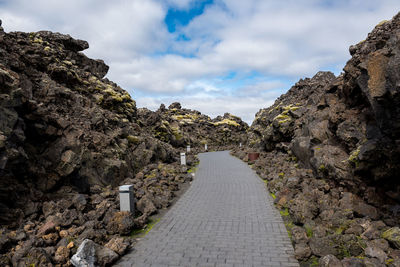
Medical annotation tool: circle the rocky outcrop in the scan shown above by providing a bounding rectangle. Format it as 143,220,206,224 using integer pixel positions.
0,22,203,265
0,25,178,223
237,12,400,266
138,103,248,151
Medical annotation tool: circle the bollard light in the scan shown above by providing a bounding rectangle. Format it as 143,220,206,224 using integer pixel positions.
180,152,186,165
187,145,191,153
119,185,135,213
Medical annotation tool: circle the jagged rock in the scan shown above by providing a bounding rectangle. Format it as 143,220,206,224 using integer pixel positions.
382,227,400,249
77,228,106,245
72,194,87,211
37,221,56,237
365,245,387,263
364,258,385,267
362,224,382,240
136,195,157,215
340,192,379,220
0,254,10,266
139,105,248,149
71,239,118,267
96,244,119,266
309,236,338,257
366,239,389,252
106,211,135,235
11,238,52,267
104,237,129,256
54,246,70,263
168,102,181,109
340,257,365,267
291,226,309,244
71,239,96,267
319,254,343,267
42,232,59,245
294,243,311,260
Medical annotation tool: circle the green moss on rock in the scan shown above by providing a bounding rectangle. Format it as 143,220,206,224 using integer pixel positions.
212,119,240,127
382,227,400,249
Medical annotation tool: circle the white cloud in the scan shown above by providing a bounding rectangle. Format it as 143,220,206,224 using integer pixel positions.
1,0,400,123
0,0,169,60
187,80,220,92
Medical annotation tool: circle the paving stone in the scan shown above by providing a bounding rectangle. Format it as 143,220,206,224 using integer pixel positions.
115,151,299,267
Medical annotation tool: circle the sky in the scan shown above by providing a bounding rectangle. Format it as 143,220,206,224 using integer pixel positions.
1,1,400,124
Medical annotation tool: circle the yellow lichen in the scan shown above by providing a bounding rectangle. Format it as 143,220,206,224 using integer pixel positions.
212,119,240,127
348,147,361,165
172,114,199,121
32,37,43,44
171,127,183,140
62,60,73,66
273,114,291,124
282,104,300,112
127,135,140,145
376,20,388,27
145,171,157,179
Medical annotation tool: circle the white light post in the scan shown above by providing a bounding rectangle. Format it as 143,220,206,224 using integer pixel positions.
180,152,186,165
119,185,135,213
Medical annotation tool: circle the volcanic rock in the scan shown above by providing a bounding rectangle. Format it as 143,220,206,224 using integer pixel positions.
71,239,118,267
236,11,400,265
382,227,400,249
319,254,343,267
71,239,96,267
106,211,135,235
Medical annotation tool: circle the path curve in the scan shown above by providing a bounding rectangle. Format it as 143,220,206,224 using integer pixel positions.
116,151,299,267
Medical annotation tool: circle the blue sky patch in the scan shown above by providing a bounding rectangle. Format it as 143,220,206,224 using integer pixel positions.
165,0,214,33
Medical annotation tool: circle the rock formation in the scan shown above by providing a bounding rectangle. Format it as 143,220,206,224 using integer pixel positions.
138,103,248,151
234,12,400,266
0,21,246,266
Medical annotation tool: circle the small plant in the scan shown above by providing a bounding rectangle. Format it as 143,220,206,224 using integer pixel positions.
309,256,319,267
348,147,361,167
305,225,313,238
187,167,197,173
131,218,160,237
386,259,394,265
338,244,351,258
280,208,289,217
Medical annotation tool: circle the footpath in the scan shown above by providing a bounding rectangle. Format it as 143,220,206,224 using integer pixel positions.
116,151,299,267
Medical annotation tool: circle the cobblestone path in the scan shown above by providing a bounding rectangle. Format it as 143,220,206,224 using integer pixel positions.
116,151,299,267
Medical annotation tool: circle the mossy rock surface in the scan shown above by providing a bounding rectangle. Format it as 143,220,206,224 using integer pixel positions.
382,227,400,249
